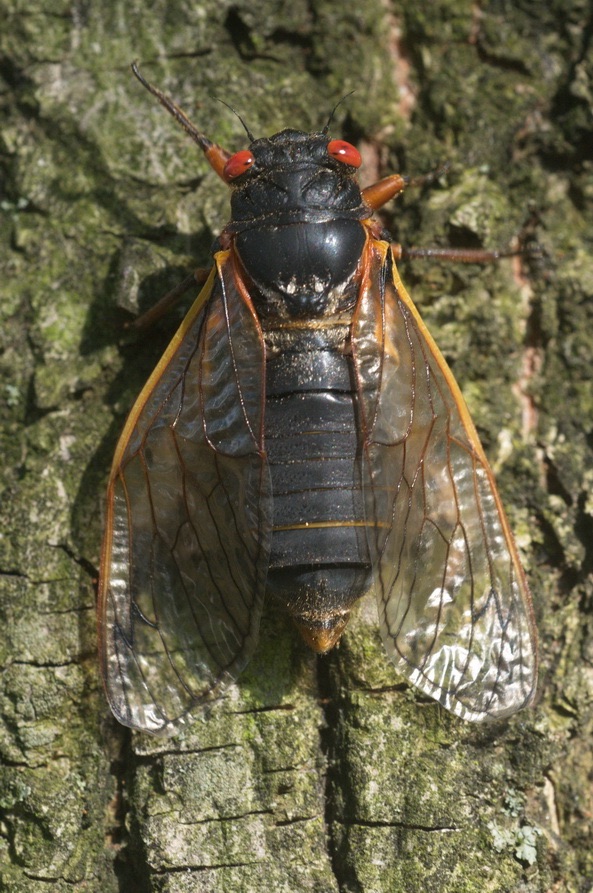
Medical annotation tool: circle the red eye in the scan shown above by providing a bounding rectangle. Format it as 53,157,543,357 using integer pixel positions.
223,150,255,181
327,139,362,168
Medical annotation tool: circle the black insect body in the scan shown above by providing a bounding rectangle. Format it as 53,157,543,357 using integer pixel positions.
98,66,538,735
228,129,372,652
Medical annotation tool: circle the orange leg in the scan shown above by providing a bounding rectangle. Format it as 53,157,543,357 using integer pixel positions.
131,63,231,180
128,268,211,330
394,246,524,263
362,163,450,210
363,165,534,264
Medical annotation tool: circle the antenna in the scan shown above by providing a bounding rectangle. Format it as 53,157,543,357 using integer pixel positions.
322,91,356,134
213,97,256,142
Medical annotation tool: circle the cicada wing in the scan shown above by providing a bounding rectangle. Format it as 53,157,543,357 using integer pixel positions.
353,240,538,721
99,250,271,735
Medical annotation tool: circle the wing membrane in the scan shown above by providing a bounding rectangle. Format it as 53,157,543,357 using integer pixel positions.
99,250,271,735
353,240,538,720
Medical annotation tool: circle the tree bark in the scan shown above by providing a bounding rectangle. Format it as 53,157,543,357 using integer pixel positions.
1,0,592,890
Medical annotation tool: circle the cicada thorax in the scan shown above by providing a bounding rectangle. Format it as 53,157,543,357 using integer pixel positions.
225,129,374,652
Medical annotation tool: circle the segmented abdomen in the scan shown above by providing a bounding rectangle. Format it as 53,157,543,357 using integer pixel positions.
264,331,372,622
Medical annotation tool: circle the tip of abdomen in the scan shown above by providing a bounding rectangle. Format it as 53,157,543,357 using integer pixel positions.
292,612,351,653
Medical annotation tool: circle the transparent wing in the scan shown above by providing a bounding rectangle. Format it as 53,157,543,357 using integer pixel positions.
352,240,538,721
99,250,271,735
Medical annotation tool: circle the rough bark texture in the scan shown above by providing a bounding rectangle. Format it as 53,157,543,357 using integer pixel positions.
1,1,592,891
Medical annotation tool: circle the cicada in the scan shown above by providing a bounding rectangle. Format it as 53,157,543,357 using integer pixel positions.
98,64,538,735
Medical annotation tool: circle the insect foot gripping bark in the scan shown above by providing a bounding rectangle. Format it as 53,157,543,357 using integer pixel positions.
97,63,538,736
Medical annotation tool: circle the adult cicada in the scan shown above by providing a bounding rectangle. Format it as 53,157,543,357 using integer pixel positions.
98,64,538,735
